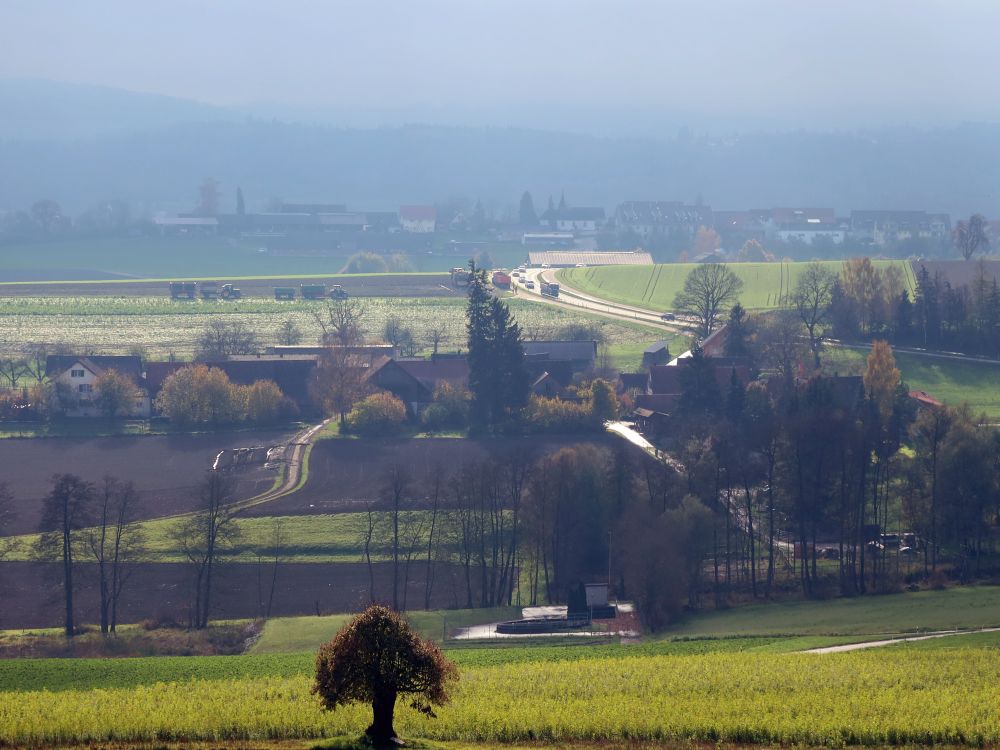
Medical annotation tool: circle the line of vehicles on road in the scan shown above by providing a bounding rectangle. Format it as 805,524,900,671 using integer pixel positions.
168,281,349,301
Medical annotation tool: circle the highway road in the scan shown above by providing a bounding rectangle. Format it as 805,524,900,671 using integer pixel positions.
513,267,690,335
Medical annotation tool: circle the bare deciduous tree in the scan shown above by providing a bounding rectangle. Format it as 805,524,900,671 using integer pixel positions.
673,263,744,339
793,262,836,368
197,319,258,359
173,473,241,629
254,516,287,619
88,476,145,633
954,213,990,261
34,474,95,637
313,298,366,347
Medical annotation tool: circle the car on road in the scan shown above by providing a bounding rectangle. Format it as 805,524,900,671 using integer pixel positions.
526,280,536,289
660,312,676,321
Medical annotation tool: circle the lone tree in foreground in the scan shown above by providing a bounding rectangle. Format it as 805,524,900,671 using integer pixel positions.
673,263,744,339
313,605,458,745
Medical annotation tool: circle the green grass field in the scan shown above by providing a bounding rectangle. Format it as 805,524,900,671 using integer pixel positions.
662,586,1000,637
0,295,667,367
823,346,1000,418
558,260,914,312
2,589,1000,746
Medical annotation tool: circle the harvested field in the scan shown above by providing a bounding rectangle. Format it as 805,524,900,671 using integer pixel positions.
0,560,476,629
0,296,662,362
242,435,621,516
0,273,455,298
0,431,293,534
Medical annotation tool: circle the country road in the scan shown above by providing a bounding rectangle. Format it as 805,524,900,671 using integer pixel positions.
805,627,1000,653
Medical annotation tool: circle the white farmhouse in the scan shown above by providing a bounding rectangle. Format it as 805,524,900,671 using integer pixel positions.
399,205,437,233
45,356,150,418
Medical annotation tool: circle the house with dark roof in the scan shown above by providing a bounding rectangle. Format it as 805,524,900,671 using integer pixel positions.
539,207,606,232
522,340,598,373
642,341,671,367
849,210,950,246
367,356,470,413
615,201,711,240
45,355,149,417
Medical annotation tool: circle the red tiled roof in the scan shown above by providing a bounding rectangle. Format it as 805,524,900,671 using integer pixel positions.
909,389,944,408
400,205,437,221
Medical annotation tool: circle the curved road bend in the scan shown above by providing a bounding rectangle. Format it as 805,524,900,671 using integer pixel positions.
515,268,687,334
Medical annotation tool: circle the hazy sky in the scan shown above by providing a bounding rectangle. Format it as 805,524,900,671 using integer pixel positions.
3,0,999,134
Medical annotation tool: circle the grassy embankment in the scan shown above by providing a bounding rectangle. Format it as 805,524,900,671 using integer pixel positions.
558,260,915,312
822,346,1000,419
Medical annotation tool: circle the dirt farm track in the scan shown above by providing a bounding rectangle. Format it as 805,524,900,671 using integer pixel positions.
0,273,455,298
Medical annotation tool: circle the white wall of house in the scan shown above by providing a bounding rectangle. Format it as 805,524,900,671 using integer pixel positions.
556,218,598,232
776,229,845,245
401,217,435,233
53,362,150,418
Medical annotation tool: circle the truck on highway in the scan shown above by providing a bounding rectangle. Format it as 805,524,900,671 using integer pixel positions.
492,270,512,289
540,281,560,298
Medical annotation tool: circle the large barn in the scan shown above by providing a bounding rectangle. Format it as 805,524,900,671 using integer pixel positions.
526,250,653,267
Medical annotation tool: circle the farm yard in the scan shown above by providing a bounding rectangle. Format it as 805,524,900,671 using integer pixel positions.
558,260,915,312
0,295,668,369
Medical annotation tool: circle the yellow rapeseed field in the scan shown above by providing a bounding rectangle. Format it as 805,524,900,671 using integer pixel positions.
2,650,998,746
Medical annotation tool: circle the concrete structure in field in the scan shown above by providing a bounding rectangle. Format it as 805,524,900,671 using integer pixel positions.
527,250,653,267
45,355,150,418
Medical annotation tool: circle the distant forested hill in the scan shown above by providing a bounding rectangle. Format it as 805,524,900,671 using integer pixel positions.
1,82,997,216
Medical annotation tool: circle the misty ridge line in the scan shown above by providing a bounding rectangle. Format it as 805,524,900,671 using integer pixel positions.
0,80,998,217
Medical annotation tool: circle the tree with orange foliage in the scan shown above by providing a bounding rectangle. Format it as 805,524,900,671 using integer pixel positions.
863,340,900,422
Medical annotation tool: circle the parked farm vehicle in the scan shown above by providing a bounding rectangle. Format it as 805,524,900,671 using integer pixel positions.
199,281,219,300
220,283,242,300
300,284,327,300
328,285,349,300
169,281,197,299
274,287,296,300
451,267,471,285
